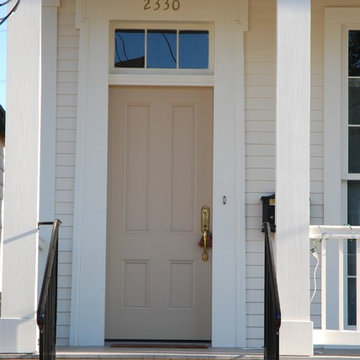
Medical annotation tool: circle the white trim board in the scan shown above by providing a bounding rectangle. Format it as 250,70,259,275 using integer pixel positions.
108,74,214,87
71,0,248,347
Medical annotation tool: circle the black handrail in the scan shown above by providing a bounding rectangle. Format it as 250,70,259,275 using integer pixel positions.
264,222,281,360
37,219,62,360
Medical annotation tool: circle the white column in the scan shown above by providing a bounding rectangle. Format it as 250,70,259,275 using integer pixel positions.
0,0,42,352
275,0,313,356
38,0,59,290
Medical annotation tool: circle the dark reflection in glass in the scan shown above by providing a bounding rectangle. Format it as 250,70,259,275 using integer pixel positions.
179,31,209,69
147,30,177,69
349,79,360,124
347,182,359,326
348,181,360,224
348,253,357,276
349,127,360,173
114,30,145,68
348,278,357,325
349,31,360,76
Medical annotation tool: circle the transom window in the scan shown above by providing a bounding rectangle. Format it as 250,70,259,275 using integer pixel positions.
110,24,212,72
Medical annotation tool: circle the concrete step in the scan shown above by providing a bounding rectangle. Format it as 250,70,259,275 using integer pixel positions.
0,347,360,360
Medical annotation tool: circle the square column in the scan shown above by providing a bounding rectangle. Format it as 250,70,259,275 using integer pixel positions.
0,0,42,352
275,0,313,356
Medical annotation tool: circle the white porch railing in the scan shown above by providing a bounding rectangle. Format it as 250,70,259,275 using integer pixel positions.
309,225,360,346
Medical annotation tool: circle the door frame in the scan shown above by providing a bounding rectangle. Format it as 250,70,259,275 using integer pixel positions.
70,0,248,347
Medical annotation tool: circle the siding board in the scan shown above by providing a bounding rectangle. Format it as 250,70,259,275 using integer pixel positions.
55,0,79,346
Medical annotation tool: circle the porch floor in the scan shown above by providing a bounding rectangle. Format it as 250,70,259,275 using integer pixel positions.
0,346,360,360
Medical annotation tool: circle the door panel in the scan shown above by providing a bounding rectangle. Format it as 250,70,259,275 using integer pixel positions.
106,86,213,340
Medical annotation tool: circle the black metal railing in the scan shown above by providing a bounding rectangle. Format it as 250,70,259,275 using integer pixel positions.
264,222,281,360
37,219,62,360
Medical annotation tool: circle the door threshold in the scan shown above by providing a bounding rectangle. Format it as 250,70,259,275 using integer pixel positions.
107,341,211,349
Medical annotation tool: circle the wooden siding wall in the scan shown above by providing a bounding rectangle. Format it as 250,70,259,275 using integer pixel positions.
244,0,276,348
56,0,79,346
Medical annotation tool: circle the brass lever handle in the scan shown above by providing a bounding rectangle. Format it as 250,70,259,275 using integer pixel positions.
200,205,211,262
202,230,209,262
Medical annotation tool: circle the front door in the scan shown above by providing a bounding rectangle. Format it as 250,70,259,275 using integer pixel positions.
106,86,213,340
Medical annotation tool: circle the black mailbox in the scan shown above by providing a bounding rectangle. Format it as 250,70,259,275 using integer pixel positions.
261,193,276,232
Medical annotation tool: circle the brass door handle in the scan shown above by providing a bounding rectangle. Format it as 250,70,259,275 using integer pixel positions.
202,230,209,262
201,205,210,232
200,205,211,262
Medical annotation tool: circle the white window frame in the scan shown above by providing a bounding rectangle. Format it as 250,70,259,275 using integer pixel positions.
109,21,215,85
343,26,360,181
324,8,360,331
343,26,360,329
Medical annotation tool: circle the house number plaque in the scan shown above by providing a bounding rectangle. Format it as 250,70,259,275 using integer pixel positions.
144,0,181,11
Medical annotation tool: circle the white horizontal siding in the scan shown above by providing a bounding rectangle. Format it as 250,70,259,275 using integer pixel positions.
56,0,79,347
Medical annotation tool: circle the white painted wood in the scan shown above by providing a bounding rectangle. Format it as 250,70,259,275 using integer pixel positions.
313,329,360,346
212,17,246,348
71,16,109,346
234,16,247,348
310,225,360,240
71,0,247,348
38,0,59,296
0,319,38,352
275,0,313,356
108,74,214,87
324,8,344,332
0,0,42,352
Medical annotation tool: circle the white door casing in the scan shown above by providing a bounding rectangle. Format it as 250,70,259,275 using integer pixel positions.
71,0,247,347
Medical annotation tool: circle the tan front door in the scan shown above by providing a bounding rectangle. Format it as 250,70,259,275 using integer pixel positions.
106,86,213,340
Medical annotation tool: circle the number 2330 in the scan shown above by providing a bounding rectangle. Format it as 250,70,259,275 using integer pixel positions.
144,0,181,11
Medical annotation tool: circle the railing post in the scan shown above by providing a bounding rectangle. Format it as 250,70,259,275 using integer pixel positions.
37,219,61,360
264,222,281,360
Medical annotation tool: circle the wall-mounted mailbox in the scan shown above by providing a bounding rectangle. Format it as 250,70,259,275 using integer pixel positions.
261,193,276,232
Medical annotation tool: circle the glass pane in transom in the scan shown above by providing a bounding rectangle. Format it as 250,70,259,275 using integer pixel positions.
179,31,209,69
147,30,177,69
114,30,145,68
